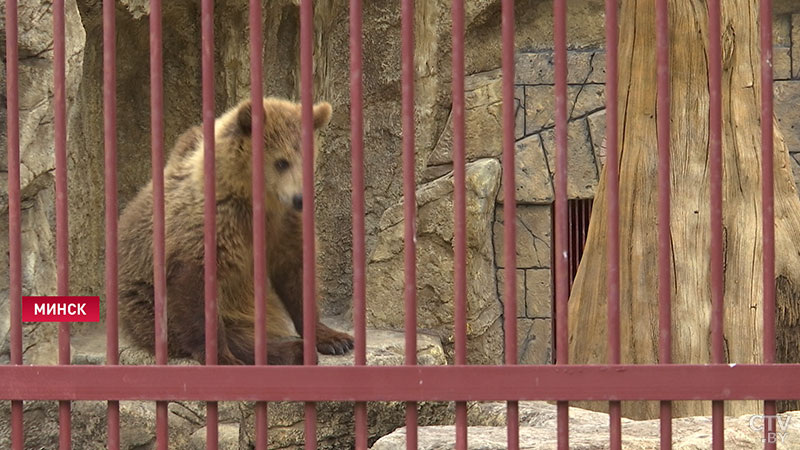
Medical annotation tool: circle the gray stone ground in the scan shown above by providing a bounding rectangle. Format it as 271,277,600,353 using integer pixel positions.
0,322,451,449
373,402,800,449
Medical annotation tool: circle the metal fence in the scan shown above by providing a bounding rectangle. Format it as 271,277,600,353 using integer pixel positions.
4,0,799,449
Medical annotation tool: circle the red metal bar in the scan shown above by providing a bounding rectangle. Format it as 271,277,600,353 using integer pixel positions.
759,0,776,448
202,0,217,370
201,0,219,447
654,0,672,447
553,0,569,447
574,205,580,283
604,0,621,448
249,0,269,446
580,201,590,266
575,204,580,267
500,0,519,446
576,204,581,277
300,0,318,448
54,0,72,447
585,202,591,253
707,0,725,448
400,0,418,448
5,1,24,448
349,0,367,447
568,206,574,286
451,0,468,447
2,364,800,401
149,0,169,447
103,0,120,446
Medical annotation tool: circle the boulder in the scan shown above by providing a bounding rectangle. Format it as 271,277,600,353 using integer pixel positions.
366,159,503,365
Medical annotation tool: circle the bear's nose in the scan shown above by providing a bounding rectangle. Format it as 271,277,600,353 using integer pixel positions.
292,194,303,211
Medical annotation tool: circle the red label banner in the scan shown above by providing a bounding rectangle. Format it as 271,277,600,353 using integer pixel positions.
22,296,101,322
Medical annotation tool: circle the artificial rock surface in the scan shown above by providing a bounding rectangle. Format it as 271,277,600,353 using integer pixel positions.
372,402,800,449
6,325,450,449
366,159,503,365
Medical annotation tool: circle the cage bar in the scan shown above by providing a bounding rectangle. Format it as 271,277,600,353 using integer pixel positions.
654,0,673,447
103,0,120,446
300,0,318,448
553,0,569,447
249,0,269,446
581,201,591,262
400,0,419,448
451,0,468,447
568,206,575,287
5,1,24,448
604,0,621,447
3,364,800,401
149,0,169,447
759,0,777,448
574,205,581,282
201,0,219,446
706,0,725,448
500,0,520,447
53,0,72,447
349,0,368,447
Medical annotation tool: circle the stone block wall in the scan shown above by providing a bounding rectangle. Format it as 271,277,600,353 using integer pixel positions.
494,50,608,365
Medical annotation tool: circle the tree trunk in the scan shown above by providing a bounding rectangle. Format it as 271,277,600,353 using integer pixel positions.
567,0,800,419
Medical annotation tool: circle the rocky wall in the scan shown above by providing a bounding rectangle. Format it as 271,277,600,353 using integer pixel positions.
0,0,86,365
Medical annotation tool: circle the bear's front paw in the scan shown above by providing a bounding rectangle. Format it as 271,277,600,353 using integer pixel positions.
316,324,355,356
268,339,311,365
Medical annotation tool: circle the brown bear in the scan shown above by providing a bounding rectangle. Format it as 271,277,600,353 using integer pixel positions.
118,96,354,365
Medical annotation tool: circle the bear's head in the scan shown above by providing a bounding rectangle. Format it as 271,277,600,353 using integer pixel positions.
228,96,332,212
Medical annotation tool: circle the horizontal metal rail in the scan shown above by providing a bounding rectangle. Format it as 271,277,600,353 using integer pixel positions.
1,364,798,402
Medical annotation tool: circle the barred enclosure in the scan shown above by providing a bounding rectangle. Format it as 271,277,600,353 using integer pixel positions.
4,0,800,449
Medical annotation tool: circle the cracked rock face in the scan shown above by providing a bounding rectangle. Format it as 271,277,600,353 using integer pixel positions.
0,0,86,366
366,159,503,365
426,69,504,166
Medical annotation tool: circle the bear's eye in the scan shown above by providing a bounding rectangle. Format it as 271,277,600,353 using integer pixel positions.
275,159,290,172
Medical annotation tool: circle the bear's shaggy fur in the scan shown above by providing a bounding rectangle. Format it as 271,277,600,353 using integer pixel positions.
118,97,354,365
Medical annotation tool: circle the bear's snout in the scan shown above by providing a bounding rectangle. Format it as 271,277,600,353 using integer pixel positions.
292,194,303,211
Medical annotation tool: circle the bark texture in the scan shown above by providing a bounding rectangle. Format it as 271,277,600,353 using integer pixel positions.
567,0,800,419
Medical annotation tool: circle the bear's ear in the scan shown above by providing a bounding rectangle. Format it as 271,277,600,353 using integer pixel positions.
235,99,266,137
313,102,332,130
236,100,254,136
